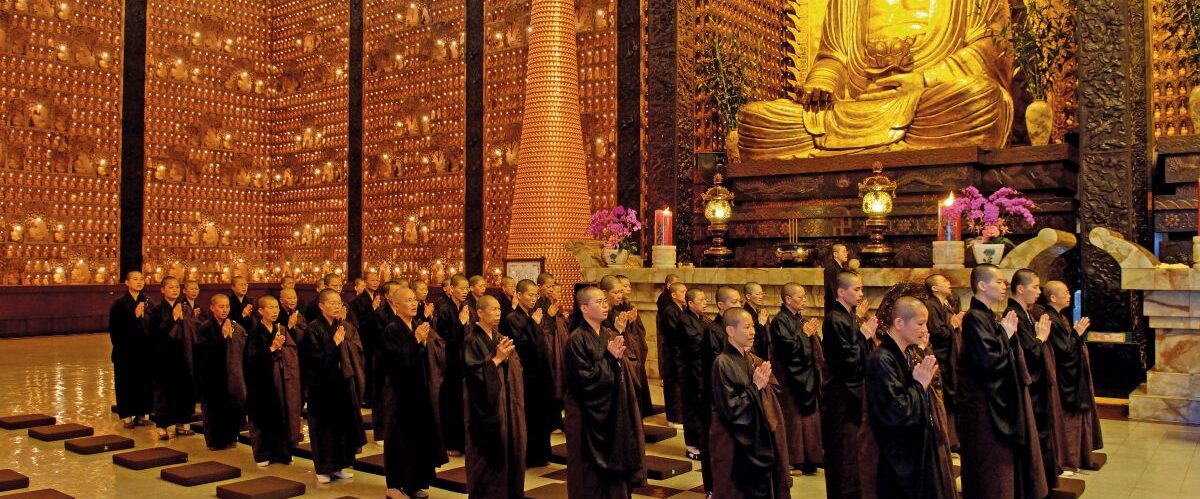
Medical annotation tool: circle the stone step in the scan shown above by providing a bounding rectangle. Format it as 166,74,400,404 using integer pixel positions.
215,476,306,499
0,469,30,492
0,414,56,430
64,435,135,455
27,424,93,442
1146,371,1200,398
113,448,190,470
161,461,242,487
1128,384,1200,424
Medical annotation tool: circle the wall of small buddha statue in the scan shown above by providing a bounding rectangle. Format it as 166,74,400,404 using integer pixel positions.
0,0,123,286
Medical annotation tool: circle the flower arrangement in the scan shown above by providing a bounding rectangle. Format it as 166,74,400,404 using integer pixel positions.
943,186,1036,247
588,206,643,252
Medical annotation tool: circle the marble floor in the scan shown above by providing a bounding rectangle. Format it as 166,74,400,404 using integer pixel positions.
0,334,1193,498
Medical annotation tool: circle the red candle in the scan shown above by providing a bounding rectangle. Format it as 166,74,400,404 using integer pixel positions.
937,194,961,241
655,208,673,246
1196,178,1199,237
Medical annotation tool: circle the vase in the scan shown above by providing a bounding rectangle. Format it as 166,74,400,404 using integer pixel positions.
603,248,630,268
726,129,741,163
1189,87,1200,134
972,243,1007,266
1025,99,1052,146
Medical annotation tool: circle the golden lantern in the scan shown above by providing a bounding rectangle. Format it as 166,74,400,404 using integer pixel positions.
702,173,735,266
858,161,897,267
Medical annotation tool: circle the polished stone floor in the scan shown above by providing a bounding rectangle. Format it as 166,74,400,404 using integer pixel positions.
0,334,1194,498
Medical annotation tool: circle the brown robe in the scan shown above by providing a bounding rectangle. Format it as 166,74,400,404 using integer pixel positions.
1040,306,1104,471
769,307,824,469
464,324,526,499
149,299,198,428
822,302,871,499
564,321,646,498
245,321,302,464
959,298,1048,499
608,305,654,416
710,347,793,499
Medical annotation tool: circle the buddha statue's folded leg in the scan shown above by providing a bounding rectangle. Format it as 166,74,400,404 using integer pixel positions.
904,76,1013,149
736,99,819,160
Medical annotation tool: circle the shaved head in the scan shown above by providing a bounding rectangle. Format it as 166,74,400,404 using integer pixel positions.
723,307,753,327
892,296,927,322
1043,280,1068,297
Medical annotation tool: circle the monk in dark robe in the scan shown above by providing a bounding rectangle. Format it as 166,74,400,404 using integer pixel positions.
498,276,516,320
435,274,472,456
822,271,878,498
602,275,654,417
411,280,448,445
183,279,208,322
305,274,340,322
710,306,790,499
277,288,308,344
379,286,448,499
678,288,722,492
866,297,949,499
108,271,153,427
564,286,646,498
538,281,571,428
743,282,771,360
823,243,849,311
350,272,383,406
195,293,248,450
959,264,1048,499
502,279,556,467
147,276,198,440
1039,281,1104,472
413,279,437,325
245,296,303,467
228,275,255,331
922,274,963,448
656,278,686,427
770,282,825,474
1006,268,1060,487
300,289,367,484
465,295,526,498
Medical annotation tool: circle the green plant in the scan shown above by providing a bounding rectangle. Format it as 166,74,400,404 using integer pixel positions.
696,32,749,134
980,0,1073,101
1164,0,1200,83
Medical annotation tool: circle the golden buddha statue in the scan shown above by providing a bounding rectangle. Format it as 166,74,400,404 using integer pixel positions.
737,0,1012,159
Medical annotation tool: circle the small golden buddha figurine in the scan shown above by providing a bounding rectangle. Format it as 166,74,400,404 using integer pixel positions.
736,0,1013,159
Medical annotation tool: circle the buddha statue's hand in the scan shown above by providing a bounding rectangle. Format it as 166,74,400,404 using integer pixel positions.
859,72,925,101
802,84,836,109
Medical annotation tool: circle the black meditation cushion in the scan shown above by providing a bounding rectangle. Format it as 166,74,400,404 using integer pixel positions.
433,467,468,493
0,489,73,499
215,476,305,499
523,482,568,499
65,435,134,454
1085,451,1107,470
642,424,676,443
113,447,189,470
289,442,312,460
189,421,205,434
360,412,373,430
0,469,30,492
352,454,384,475
1052,477,1086,499
237,431,251,445
0,414,56,430
28,423,93,442
161,461,242,486
643,454,692,480
549,443,567,465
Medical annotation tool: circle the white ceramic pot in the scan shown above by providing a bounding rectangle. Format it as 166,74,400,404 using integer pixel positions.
603,248,630,268
972,243,1007,266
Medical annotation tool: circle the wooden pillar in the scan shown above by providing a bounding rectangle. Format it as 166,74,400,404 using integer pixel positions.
347,0,364,279
616,0,642,218
118,0,148,278
645,0,696,263
1075,0,1150,336
464,0,485,277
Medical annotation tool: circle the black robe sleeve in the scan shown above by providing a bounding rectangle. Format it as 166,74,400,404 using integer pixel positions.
821,306,868,396
962,301,1022,442
243,322,283,425
564,326,640,473
1044,309,1089,411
